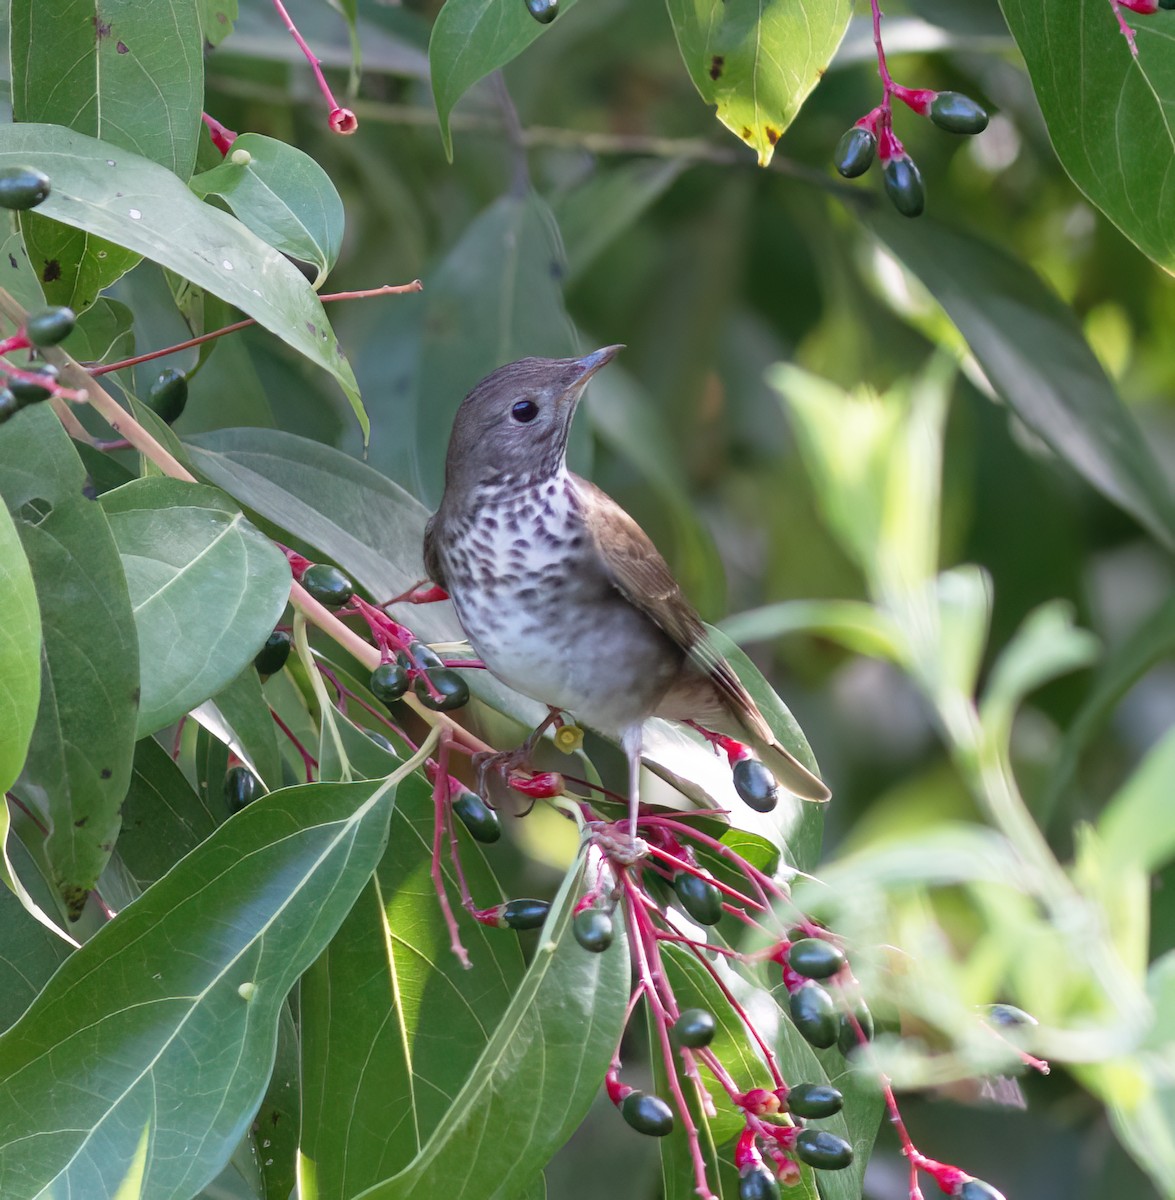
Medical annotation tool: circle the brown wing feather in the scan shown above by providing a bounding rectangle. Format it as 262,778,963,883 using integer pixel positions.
573,476,774,743
422,512,446,590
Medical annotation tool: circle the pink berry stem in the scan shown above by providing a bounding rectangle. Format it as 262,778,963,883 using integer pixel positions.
269,0,358,132
429,731,471,968
269,707,318,781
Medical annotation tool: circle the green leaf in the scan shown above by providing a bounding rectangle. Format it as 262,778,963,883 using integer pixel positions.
354,852,630,1199
11,0,205,307
298,774,527,1198
62,296,136,363
999,0,1175,275
720,598,905,661
428,0,580,159
0,501,41,795
1,407,139,918
858,206,1175,553
184,428,548,727
198,665,285,791
1098,726,1175,877
0,774,402,1200
415,191,580,506
0,212,45,311
666,0,852,165
256,1001,300,1200
117,736,217,889
189,133,345,288
0,124,366,438
100,478,291,737
199,0,239,46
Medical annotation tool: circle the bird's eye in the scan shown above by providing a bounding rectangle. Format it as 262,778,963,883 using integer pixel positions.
511,399,539,423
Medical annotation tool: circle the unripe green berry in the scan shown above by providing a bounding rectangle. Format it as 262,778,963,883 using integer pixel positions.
370,661,410,703
453,790,502,843
883,155,925,218
254,629,292,677
929,91,989,135
224,765,261,812
785,1082,843,1118
25,306,76,348
788,982,838,1049
301,563,354,607
732,758,779,812
619,1091,674,1136
414,668,470,711
673,1007,717,1048
147,368,189,424
787,937,846,979
834,126,877,178
524,0,558,21
738,1164,781,1200
958,1181,1007,1200
0,166,51,210
795,1129,853,1171
673,870,724,925
502,898,549,930
573,908,613,952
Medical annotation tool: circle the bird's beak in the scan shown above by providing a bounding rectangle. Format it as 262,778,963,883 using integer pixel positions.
575,344,624,381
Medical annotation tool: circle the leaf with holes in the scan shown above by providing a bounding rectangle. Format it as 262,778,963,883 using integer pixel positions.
666,0,853,165
0,774,401,1200
99,477,291,737
0,124,366,436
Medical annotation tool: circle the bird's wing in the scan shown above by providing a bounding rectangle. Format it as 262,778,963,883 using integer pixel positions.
422,511,447,589
573,476,774,744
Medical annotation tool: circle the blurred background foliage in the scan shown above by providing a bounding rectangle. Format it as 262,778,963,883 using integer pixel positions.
6,0,1175,1195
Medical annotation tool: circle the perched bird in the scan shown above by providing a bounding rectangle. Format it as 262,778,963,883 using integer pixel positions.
422,347,830,831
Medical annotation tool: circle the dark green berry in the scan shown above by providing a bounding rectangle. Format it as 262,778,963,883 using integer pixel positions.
788,982,837,1049
834,126,877,178
1160,0,1175,9
732,758,779,812
399,640,444,671
524,0,558,22
837,1001,875,1056
0,166,51,210
301,563,354,608
573,908,614,952
453,790,501,843
795,1129,853,1171
958,1181,1007,1200
224,765,261,812
0,390,18,423
370,661,410,703
928,91,989,135
673,1007,717,1049
502,898,549,930
147,368,189,424
787,937,846,979
619,1091,674,1137
738,1164,780,1200
10,363,58,406
883,155,925,218
414,668,470,712
253,629,291,677
784,1082,843,1118
25,306,75,348
673,870,724,925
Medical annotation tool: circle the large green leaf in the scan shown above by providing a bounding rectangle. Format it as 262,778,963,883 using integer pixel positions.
189,133,345,288
0,502,41,795
0,775,402,1200
0,124,366,436
11,0,204,307
859,206,1175,553
1,407,139,919
999,0,1175,275
666,0,852,165
298,774,527,1198
355,853,630,1199
100,478,291,738
428,0,580,159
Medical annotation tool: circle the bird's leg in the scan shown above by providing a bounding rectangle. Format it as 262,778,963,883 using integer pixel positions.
621,724,644,840
382,578,450,607
471,706,563,798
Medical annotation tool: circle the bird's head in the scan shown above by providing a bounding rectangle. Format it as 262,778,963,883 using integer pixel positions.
441,346,622,494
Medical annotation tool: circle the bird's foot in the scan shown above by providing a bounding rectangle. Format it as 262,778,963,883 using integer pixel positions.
382,579,450,607
590,819,649,866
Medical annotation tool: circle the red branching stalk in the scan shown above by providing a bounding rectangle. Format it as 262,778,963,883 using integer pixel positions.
270,0,358,133
1111,0,1157,55
270,707,318,781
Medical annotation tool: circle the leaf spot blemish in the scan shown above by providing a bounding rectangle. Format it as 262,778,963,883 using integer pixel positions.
222,260,233,270
74,816,88,828
766,127,780,145
306,322,317,335
116,40,128,53
128,208,142,220
131,687,141,705
709,55,724,80
106,159,117,167
43,259,61,283
7,254,16,270
100,767,112,779
238,981,257,1001
93,16,112,38
741,126,752,140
